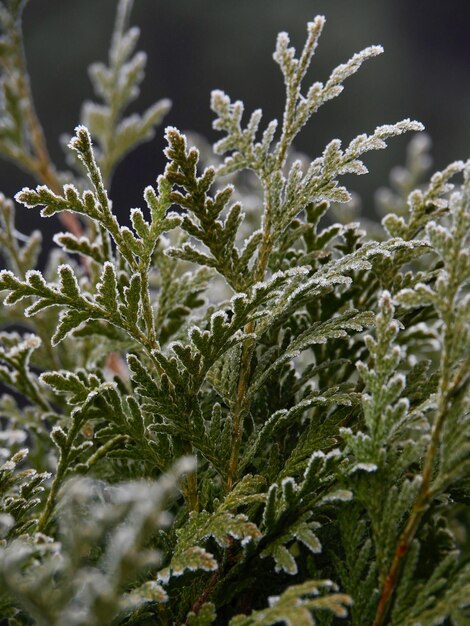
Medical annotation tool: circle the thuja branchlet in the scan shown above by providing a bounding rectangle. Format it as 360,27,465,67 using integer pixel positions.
0,1,468,625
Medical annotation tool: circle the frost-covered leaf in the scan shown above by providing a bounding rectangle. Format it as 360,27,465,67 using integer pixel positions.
81,0,170,182
159,510,260,583
229,580,351,625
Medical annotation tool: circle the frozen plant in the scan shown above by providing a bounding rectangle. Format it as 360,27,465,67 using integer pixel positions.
0,1,469,624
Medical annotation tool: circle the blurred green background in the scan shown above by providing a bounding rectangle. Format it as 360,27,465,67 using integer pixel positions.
1,0,470,239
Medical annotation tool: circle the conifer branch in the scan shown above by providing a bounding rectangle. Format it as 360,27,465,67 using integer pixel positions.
373,163,470,626
0,6,468,624
36,412,87,532
0,2,83,237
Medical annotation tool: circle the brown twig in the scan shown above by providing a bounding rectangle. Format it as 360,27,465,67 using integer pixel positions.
372,362,469,624
12,24,83,239
185,571,219,624
9,16,133,379
226,174,276,491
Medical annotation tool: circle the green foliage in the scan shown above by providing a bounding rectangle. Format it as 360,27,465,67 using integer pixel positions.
81,0,171,184
0,459,193,626
229,580,351,626
0,2,469,625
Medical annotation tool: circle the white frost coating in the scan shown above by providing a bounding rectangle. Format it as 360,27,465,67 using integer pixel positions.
210,309,230,326
303,450,325,479
57,263,75,276
425,220,445,236
307,15,325,35
326,45,384,90
0,460,16,471
281,476,297,489
51,425,66,437
63,182,80,197
53,232,88,247
188,325,209,342
374,119,424,139
130,207,145,221
241,535,255,547
321,489,353,502
9,335,41,357
230,293,247,307
268,594,280,608
325,448,342,460
14,187,38,207
24,269,44,283
210,89,230,109
240,229,262,249
251,266,309,296
100,261,115,273
143,185,156,204
309,450,326,461
164,211,182,222
99,381,118,392
388,372,406,388
120,225,135,239
350,463,378,474
164,124,186,142
68,124,92,150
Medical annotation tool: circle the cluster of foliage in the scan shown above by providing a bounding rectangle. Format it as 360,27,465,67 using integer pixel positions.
0,1,469,624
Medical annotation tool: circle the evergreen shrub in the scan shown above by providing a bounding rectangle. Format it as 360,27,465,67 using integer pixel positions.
0,1,469,624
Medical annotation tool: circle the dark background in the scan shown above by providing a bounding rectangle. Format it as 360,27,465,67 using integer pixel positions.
1,0,470,244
